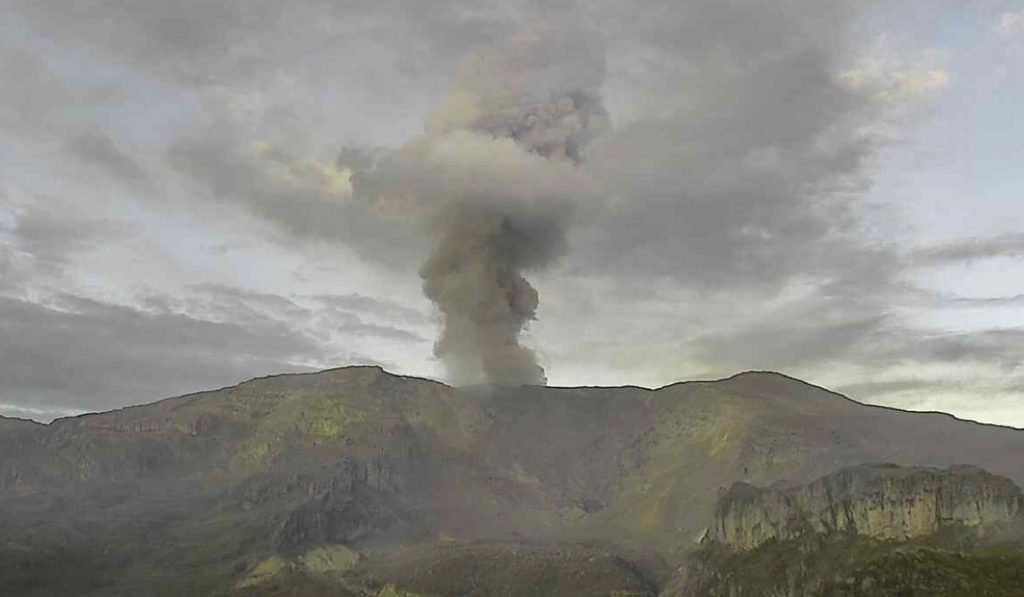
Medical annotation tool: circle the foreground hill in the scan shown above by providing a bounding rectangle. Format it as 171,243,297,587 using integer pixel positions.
1,366,1023,596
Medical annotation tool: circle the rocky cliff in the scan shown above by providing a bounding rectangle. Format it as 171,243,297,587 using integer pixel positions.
710,464,1024,550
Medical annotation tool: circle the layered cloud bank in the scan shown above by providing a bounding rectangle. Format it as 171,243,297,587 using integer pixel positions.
1,0,1022,423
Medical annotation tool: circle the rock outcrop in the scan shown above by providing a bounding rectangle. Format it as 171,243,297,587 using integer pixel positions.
710,463,1024,550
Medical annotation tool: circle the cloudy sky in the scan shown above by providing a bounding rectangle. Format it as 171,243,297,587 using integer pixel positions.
0,0,1021,426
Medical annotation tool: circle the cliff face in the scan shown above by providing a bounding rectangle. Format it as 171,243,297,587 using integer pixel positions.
710,464,1024,550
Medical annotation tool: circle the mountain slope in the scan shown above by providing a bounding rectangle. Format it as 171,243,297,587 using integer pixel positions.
1,366,1023,595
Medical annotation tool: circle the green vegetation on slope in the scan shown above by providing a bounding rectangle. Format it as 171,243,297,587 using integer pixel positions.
4,368,1024,596
684,530,1024,597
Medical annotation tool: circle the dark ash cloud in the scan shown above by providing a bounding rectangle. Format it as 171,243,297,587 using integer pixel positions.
351,24,606,385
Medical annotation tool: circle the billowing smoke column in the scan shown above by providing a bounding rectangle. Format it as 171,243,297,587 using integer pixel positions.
353,26,606,385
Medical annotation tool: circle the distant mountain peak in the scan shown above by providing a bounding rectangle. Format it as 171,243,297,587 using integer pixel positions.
716,370,849,401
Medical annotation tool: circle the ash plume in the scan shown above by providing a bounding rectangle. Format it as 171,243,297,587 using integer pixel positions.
352,26,606,385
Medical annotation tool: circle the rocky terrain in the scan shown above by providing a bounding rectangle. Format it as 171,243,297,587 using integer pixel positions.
709,463,1024,550
675,465,1024,596
1,366,1023,596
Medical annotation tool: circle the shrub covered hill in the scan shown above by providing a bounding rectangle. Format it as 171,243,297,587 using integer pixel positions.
2,366,1024,596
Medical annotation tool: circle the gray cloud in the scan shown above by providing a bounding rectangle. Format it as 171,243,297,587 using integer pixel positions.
306,294,428,343
945,294,1024,308
148,0,889,387
677,309,1024,428
0,286,404,419
570,2,879,291
165,129,425,268
0,47,116,135
150,284,427,343
311,293,431,326
900,328,1024,369
690,300,1024,375
693,314,890,373
0,199,117,278
65,130,149,184
12,0,887,295
0,49,74,131
21,0,889,306
9,0,507,86
836,379,949,399
0,293,325,416
910,233,1024,266
1,0,1019,424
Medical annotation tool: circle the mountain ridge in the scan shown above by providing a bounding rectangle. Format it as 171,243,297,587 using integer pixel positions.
20,365,1021,433
3,365,1024,595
